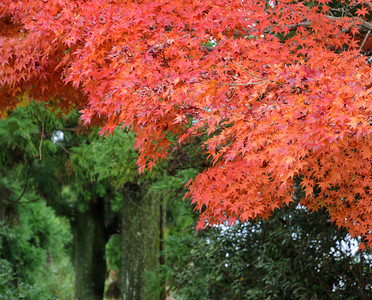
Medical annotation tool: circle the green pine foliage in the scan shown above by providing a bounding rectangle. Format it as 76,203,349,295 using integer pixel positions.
0,102,75,299
89,130,139,186
0,200,74,299
161,200,372,299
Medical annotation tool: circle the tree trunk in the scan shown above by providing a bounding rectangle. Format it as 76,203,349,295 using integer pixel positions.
74,196,106,300
121,184,160,300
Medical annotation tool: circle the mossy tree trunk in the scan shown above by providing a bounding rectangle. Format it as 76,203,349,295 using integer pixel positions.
74,196,106,300
121,184,162,300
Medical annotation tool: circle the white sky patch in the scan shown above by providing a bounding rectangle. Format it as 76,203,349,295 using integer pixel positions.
51,130,64,143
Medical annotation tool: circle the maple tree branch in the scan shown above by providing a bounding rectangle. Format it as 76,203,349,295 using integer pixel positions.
267,15,372,33
222,57,264,80
326,15,372,32
161,50,170,68
217,57,286,88
229,112,250,122
218,80,270,86
222,105,250,123
360,30,371,50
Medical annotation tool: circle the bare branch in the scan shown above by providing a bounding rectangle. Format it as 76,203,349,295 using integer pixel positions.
265,15,372,33
39,112,45,161
218,80,270,86
360,30,371,50
326,15,372,32
222,56,264,80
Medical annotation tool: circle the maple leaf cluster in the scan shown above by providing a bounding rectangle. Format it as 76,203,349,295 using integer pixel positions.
1,0,372,246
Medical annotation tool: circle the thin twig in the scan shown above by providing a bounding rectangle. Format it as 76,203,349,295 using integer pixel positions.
266,15,372,33
227,110,250,123
8,197,40,204
223,57,264,80
326,15,372,32
55,142,72,155
39,112,45,160
161,50,170,68
13,170,30,203
6,166,40,204
218,80,270,86
217,56,285,87
360,30,371,50
61,127,77,132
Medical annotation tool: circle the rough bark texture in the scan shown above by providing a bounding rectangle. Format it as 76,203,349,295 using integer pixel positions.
74,196,106,300
121,184,160,300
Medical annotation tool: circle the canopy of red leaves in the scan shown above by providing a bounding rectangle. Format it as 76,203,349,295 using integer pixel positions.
1,0,372,246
